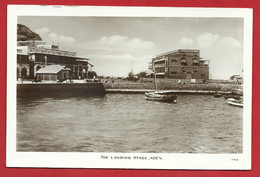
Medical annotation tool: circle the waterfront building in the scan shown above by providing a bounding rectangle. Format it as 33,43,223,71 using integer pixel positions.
230,75,243,84
36,65,71,81
17,41,93,80
151,49,209,80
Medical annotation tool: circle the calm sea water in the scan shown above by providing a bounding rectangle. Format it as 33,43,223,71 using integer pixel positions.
17,93,243,153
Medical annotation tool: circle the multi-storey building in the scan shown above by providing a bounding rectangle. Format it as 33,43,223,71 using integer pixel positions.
151,49,209,80
17,41,93,80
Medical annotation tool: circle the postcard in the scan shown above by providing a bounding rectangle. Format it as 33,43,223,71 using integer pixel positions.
6,5,252,169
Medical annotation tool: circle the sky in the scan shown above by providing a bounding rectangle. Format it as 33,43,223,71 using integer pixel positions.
18,16,244,79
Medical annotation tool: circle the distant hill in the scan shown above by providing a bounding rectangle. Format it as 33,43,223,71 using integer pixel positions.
17,24,42,41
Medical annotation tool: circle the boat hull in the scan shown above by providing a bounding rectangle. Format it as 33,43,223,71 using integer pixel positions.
224,94,241,100
145,91,177,103
227,98,243,107
214,93,222,98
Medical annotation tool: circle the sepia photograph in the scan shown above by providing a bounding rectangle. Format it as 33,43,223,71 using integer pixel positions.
6,5,252,169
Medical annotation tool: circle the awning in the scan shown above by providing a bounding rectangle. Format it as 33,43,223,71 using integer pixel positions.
154,58,166,63
36,65,70,74
155,72,165,75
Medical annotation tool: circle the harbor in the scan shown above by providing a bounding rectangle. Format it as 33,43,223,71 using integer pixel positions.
17,81,242,96
17,93,243,153
15,17,245,154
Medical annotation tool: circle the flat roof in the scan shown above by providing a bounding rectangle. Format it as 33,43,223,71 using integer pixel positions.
36,65,70,74
17,53,28,56
29,52,90,60
156,49,200,57
155,72,165,75
154,58,166,62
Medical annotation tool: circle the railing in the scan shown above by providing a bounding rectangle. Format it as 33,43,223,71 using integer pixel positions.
29,47,77,57
34,62,83,67
154,64,165,67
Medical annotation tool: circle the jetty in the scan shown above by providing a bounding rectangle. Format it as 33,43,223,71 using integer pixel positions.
105,88,233,95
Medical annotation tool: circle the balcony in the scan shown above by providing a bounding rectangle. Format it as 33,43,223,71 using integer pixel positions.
154,63,166,67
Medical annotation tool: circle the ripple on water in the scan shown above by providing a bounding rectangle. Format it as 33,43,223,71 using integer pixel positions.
17,94,243,153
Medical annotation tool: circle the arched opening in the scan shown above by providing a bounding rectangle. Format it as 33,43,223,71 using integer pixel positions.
201,74,205,79
21,67,27,78
192,58,199,66
180,57,187,65
36,65,41,71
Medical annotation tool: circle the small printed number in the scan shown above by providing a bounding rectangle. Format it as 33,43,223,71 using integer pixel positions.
231,158,239,161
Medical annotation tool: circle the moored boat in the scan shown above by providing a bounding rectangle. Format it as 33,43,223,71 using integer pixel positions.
145,91,177,103
213,93,222,98
224,94,241,100
227,98,243,107
146,66,177,103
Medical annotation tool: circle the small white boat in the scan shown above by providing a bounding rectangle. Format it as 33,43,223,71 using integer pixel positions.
146,66,177,103
227,98,243,107
145,91,177,103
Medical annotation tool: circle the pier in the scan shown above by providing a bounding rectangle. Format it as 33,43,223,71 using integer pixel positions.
103,80,242,95
105,88,233,94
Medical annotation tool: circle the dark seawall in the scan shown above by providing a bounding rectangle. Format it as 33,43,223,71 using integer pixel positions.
17,83,105,97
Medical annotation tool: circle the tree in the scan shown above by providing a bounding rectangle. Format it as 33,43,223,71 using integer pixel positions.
128,71,134,79
88,71,97,79
137,71,147,78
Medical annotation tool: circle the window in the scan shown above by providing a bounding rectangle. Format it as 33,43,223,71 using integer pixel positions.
192,58,199,65
171,59,177,63
156,67,165,72
181,57,187,65
36,65,41,71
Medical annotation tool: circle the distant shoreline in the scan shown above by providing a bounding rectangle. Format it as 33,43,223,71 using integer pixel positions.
105,88,236,95
16,79,243,95
103,80,242,94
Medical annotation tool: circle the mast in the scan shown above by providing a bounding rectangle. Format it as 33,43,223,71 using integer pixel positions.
153,65,157,91
131,59,133,73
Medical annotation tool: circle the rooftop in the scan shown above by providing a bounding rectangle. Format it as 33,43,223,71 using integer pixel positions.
156,49,200,57
36,65,70,74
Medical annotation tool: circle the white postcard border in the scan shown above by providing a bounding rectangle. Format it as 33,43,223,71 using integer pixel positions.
6,5,253,169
